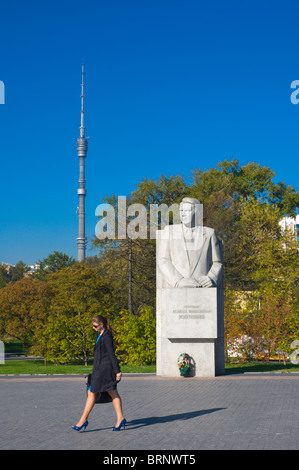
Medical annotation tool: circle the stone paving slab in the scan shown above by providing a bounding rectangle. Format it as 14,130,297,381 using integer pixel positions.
1,373,299,451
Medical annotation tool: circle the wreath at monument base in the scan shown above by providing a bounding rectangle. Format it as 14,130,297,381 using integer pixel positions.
177,353,191,377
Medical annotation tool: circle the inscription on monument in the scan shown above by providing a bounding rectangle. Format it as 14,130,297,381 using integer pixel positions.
161,288,217,339
173,305,210,319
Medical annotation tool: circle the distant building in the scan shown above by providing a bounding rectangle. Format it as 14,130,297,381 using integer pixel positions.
279,215,299,244
0,262,40,277
25,264,40,277
0,262,14,272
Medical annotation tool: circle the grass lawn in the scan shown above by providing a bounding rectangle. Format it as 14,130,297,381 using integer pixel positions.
0,359,299,375
0,360,156,375
2,341,299,375
225,361,299,374
1,341,156,375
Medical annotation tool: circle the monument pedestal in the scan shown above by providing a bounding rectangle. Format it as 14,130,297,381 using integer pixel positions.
156,287,224,377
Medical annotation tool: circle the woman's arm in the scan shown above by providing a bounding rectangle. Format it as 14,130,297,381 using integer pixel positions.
104,333,121,374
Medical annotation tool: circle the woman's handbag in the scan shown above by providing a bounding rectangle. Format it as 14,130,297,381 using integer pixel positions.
86,374,112,404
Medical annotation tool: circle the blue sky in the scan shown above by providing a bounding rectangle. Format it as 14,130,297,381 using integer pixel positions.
0,0,299,265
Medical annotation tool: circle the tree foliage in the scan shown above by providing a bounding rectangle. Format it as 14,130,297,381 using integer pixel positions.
92,158,299,310
113,307,156,365
245,288,293,362
33,251,76,281
0,260,30,288
0,159,298,365
0,277,53,347
32,264,115,365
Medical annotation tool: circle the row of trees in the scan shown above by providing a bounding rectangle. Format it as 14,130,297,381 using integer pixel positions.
92,159,299,306
0,263,156,365
0,159,298,364
91,159,299,362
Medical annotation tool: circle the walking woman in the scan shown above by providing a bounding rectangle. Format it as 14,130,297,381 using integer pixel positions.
72,315,126,432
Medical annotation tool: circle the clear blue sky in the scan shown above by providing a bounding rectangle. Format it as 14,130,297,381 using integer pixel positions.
0,0,299,265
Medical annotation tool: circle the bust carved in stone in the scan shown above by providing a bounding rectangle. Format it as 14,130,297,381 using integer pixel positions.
157,197,223,288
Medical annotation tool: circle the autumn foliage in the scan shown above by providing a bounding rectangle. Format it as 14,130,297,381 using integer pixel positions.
0,159,298,365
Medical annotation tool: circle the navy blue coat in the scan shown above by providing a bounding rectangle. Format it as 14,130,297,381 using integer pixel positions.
90,329,121,393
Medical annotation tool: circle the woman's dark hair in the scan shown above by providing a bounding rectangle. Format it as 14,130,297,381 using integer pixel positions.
92,315,113,335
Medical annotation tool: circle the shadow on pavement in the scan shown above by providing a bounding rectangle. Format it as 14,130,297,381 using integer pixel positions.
127,408,226,429
85,408,225,432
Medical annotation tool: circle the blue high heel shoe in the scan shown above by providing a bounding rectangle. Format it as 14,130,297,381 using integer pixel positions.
72,420,88,432
112,418,126,431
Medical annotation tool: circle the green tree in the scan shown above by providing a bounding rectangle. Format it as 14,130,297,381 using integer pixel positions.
243,286,293,363
92,159,299,308
190,159,299,216
0,265,10,289
233,198,298,290
0,277,53,347
92,193,155,313
32,264,115,365
33,251,76,280
90,238,156,314
113,306,156,365
288,286,299,350
8,261,30,282
224,289,246,360
189,159,299,289
224,198,298,361
130,173,188,207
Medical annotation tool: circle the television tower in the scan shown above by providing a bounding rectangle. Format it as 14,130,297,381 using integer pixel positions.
76,64,88,261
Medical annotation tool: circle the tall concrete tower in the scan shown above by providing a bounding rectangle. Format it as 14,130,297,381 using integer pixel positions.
77,64,88,261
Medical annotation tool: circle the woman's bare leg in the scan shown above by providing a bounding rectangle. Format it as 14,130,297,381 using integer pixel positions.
75,390,97,426
108,389,125,426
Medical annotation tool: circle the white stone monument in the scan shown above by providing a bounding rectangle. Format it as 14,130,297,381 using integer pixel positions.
156,198,225,377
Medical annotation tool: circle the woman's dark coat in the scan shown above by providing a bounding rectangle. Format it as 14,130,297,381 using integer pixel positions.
90,329,121,393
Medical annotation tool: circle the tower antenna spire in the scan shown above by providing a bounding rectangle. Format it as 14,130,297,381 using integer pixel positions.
80,63,85,136
76,63,88,261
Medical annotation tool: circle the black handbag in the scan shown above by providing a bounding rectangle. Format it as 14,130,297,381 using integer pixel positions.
86,373,112,404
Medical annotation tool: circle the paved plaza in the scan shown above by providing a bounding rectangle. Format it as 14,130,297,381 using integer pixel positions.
1,372,299,451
